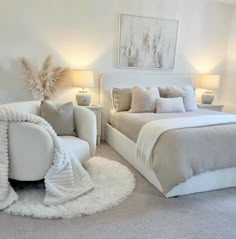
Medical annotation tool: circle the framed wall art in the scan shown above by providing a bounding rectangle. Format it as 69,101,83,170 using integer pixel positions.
118,14,178,70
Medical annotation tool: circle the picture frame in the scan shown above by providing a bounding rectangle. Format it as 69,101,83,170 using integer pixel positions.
118,14,179,70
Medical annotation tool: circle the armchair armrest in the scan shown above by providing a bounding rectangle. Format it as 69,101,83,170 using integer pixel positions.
74,106,96,156
9,122,54,180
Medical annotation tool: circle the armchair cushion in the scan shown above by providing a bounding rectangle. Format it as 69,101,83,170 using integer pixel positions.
59,136,90,164
40,101,76,136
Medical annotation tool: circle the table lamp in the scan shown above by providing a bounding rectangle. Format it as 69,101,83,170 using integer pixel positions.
72,70,94,106
194,74,220,104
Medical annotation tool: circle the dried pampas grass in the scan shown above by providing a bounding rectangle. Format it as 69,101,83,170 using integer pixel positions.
20,55,70,100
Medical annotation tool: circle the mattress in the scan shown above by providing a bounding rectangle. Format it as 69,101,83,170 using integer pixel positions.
110,109,224,142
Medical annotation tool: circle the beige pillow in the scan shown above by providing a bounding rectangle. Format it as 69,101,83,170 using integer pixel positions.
166,85,197,111
158,87,168,98
156,97,185,113
40,101,76,136
129,86,160,113
112,88,131,112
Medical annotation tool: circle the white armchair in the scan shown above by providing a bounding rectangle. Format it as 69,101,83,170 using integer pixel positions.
2,101,96,181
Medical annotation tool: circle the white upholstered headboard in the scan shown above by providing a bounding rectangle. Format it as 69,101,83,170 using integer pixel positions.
100,72,192,139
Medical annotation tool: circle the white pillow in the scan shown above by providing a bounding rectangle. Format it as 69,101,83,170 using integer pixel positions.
129,86,160,113
166,85,197,111
156,97,185,113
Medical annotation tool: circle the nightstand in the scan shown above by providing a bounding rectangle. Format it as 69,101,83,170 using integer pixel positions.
84,105,102,145
197,104,224,112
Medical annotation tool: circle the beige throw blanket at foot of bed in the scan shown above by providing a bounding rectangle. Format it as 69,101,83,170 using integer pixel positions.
0,108,94,210
137,115,236,193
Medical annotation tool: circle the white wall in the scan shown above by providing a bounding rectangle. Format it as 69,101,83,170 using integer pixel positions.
220,5,236,112
0,0,233,105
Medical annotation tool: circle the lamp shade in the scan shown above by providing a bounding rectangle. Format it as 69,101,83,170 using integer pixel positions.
194,74,220,90
72,70,94,88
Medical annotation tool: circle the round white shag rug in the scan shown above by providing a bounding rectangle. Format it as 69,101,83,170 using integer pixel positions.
4,157,136,219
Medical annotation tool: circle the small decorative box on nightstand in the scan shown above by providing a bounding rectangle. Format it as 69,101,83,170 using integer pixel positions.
84,105,102,145
197,104,224,112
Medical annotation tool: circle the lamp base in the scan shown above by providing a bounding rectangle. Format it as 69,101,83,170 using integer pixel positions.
76,92,91,106
201,91,215,104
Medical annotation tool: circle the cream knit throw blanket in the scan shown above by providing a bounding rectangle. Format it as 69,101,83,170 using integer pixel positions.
0,108,94,210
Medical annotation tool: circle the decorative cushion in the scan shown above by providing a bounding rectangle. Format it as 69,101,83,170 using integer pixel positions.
112,88,131,112
129,86,160,113
40,101,76,136
166,85,197,111
158,87,168,98
156,97,185,113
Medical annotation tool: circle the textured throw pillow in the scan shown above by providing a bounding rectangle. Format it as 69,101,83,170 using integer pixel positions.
156,97,185,113
166,85,197,111
158,87,168,98
112,88,131,112
129,86,160,113
40,101,76,136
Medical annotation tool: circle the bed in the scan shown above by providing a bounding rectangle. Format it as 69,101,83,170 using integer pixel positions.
100,72,236,197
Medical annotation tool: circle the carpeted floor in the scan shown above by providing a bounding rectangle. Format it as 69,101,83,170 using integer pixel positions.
1,143,236,239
